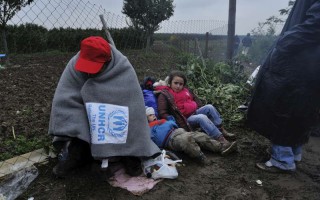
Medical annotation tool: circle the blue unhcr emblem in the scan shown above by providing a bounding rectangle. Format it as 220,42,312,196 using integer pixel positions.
86,102,129,144
108,110,128,137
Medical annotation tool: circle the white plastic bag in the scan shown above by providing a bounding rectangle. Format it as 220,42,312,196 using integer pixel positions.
142,150,182,180
246,65,260,86
0,165,38,200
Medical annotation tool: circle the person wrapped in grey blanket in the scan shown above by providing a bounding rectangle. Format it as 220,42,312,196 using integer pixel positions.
49,36,160,177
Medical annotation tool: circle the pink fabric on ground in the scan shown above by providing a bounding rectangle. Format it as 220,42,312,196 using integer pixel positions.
108,167,162,196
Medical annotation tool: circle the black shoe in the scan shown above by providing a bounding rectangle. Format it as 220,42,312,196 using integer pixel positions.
98,167,119,180
121,156,143,177
53,139,93,178
198,153,212,166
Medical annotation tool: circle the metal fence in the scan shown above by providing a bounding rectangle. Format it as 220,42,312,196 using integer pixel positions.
0,0,228,178
3,0,228,60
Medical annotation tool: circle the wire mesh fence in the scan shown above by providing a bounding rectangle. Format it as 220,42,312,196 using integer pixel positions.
0,0,228,178
2,0,228,60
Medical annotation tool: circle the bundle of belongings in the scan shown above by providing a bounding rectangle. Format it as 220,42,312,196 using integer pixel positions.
108,150,181,196
142,150,182,180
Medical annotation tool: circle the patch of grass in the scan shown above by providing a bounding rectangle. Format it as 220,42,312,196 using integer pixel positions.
0,135,51,161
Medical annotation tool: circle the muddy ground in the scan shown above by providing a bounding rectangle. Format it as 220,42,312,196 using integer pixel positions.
0,46,320,200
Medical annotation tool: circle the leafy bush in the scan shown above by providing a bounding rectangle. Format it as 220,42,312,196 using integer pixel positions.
1,23,149,54
179,54,249,126
110,27,147,49
5,23,48,53
47,28,103,52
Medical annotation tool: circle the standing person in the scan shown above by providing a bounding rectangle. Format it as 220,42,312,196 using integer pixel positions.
247,0,320,173
49,36,160,177
241,33,252,55
157,70,236,150
146,107,237,165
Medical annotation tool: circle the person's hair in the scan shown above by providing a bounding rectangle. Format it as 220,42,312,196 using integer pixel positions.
168,70,187,86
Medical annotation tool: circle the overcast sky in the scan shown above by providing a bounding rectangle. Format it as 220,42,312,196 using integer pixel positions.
91,0,290,35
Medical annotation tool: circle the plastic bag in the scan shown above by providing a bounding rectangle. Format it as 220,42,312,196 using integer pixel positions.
246,65,260,86
0,165,38,200
142,150,182,180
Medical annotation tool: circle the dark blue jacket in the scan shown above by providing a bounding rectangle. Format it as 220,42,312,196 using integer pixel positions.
247,0,320,146
242,35,252,47
149,118,178,148
143,89,158,117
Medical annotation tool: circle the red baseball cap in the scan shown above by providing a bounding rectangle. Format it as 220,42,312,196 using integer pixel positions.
75,36,111,74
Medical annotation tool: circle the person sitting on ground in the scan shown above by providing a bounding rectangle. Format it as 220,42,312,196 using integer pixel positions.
157,70,236,151
146,107,237,165
48,36,160,178
141,76,159,117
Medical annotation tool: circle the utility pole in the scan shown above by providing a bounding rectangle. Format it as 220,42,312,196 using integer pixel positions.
226,0,236,60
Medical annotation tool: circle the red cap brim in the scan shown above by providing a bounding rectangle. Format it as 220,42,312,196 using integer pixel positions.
75,57,105,74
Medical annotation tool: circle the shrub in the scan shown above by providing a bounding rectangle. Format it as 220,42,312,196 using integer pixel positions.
179,54,249,126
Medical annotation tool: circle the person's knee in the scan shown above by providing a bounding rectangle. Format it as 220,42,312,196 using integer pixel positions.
203,104,213,110
204,104,218,113
181,134,193,144
189,114,206,123
196,114,210,123
177,134,194,148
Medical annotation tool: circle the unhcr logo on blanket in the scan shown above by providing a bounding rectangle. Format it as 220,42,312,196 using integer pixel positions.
108,110,128,137
86,102,129,144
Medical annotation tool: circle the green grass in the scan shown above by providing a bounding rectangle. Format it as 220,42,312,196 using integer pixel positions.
0,135,51,161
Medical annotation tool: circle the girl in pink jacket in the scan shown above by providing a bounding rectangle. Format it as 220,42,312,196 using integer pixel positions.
157,70,236,150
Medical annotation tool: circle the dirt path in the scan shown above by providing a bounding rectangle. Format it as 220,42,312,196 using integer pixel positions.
15,134,320,200
0,53,319,200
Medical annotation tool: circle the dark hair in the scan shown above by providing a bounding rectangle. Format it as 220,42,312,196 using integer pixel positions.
168,70,187,86
141,76,156,90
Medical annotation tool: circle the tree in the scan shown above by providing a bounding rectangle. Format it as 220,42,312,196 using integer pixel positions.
0,0,34,59
264,0,295,32
252,0,295,36
279,0,295,15
249,0,295,64
122,0,174,50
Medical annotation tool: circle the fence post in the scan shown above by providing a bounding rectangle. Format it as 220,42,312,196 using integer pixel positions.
1,30,9,65
195,38,206,68
99,15,116,48
204,32,209,58
226,0,236,60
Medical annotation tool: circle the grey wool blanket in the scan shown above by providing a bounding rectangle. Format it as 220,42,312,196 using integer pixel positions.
49,46,160,159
